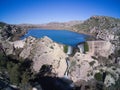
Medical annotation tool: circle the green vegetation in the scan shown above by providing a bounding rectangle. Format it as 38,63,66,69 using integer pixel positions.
21,72,31,85
0,52,6,60
91,56,98,60
0,51,33,87
94,72,103,81
0,52,7,71
89,61,95,66
84,42,89,53
64,45,68,53
9,64,20,85
117,50,120,57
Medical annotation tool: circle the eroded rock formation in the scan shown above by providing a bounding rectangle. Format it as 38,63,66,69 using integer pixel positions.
19,36,67,77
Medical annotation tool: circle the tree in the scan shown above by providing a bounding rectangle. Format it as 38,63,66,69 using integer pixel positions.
9,64,20,86
84,42,89,53
0,52,7,72
94,72,103,82
21,72,30,85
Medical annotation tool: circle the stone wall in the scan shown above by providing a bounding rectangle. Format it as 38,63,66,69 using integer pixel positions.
87,41,115,57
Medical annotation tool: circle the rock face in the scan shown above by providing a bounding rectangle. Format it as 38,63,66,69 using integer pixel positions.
1,41,14,55
69,52,99,82
10,40,25,48
20,36,67,77
87,41,115,57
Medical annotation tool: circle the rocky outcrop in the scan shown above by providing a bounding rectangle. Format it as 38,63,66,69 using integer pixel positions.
1,41,14,55
69,52,99,82
20,36,67,77
10,40,25,48
0,24,27,41
0,35,67,77
69,51,120,87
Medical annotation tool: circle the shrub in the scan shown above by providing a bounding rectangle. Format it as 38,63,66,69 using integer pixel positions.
0,52,7,70
64,45,68,53
50,46,54,49
84,42,89,52
89,61,95,66
94,72,103,81
91,56,98,60
0,52,6,60
9,64,20,86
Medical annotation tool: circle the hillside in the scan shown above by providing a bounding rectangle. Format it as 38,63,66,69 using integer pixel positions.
72,16,120,35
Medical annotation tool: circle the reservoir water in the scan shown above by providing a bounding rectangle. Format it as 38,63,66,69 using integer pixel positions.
21,29,87,47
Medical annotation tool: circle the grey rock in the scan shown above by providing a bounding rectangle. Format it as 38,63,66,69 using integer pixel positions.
20,36,67,77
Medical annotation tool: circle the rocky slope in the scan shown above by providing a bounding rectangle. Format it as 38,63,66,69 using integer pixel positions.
0,22,27,41
69,16,120,89
19,36,67,77
72,15,120,40
3,36,67,77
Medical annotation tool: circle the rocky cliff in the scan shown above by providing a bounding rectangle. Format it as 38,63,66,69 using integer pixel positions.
18,36,67,77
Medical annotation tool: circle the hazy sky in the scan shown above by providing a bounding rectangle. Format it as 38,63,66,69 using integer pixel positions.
0,0,120,24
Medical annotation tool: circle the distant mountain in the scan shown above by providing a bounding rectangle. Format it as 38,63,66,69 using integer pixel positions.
18,20,83,30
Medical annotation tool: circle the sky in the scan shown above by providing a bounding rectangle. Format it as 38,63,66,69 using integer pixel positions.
0,0,120,24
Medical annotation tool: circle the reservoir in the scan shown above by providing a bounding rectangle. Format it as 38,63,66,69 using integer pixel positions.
21,29,87,47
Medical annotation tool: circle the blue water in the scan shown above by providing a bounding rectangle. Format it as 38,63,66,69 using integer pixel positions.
21,29,87,47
